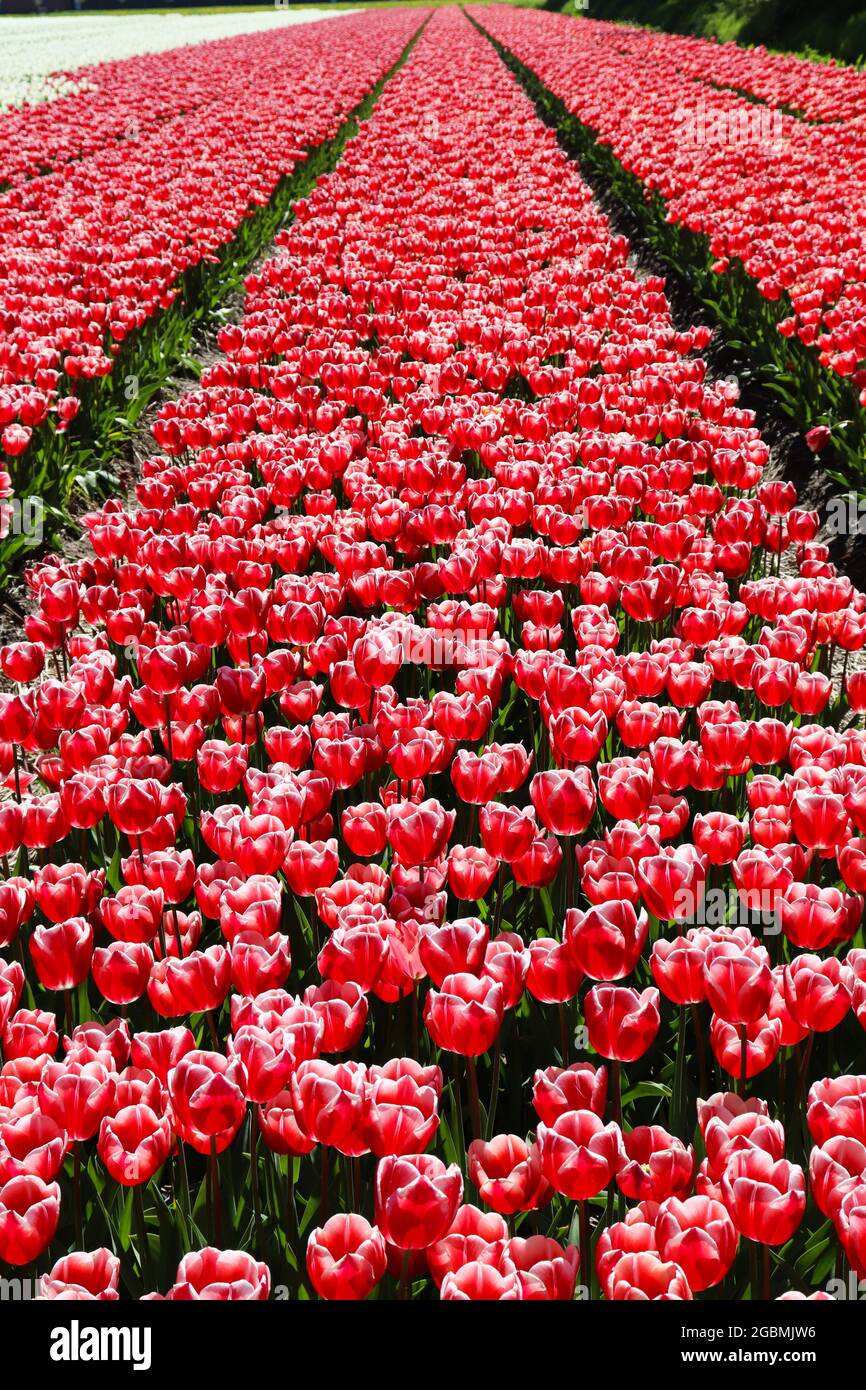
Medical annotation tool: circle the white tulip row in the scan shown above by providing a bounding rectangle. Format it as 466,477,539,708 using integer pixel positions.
0,8,355,110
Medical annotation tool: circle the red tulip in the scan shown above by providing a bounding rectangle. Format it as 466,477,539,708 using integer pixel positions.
258,1089,316,1158
617,1126,694,1204
447,845,498,901
168,1050,246,1154
478,800,537,862
98,1105,172,1186
29,917,93,992
526,937,582,1004
304,980,368,1054
635,845,706,922
92,941,153,1006
705,944,774,1025
419,917,488,987
565,901,648,981
363,1059,441,1157
307,1214,387,1301
656,1195,737,1291
721,1150,806,1246
532,1062,607,1123
387,799,455,867
130,1027,195,1084
231,932,292,998
467,1134,551,1215
38,1061,116,1143
702,1108,785,1182
607,1251,692,1301
506,1235,579,1300
39,1248,120,1300
537,1110,624,1200
584,985,660,1062
169,1248,270,1300
481,933,530,1008
424,972,504,1056
375,1153,463,1250
229,1025,296,1105
148,945,231,1018
290,1060,369,1157
710,1014,782,1080
782,954,851,1032
0,1107,66,1183
426,1203,509,1288
835,1183,866,1280
440,1259,522,1300
650,930,708,1005
808,1075,866,1146
810,1137,866,1220
0,1174,61,1265
529,768,595,836
597,1210,658,1298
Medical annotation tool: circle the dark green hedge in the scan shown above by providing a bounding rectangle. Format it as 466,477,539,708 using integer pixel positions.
554,0,866,65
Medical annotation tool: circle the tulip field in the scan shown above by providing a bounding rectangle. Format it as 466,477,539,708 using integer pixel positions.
3,3,866,1323
477,8,866,471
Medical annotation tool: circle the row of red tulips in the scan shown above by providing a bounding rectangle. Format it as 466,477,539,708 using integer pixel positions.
1,5,865,1300
474,7,866,412
0,9,424,481
0,26,336,187
572,15,866,124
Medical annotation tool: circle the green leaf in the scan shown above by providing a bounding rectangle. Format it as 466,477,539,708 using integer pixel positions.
621,1081,672,1104
117,1190,134,1253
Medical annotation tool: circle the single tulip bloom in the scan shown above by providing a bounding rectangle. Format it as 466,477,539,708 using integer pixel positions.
782,954,851,1033
0,1174,61,1265
92,941,153,1006
98,1104,172,1186
526,937,582,1004
39,1248,120,1300
506,1235,579,1301
467,1134,551,1215
168,1050,246,1154
29,917,93,991
363,1058,441,1158
258,1088,316,1158
419,917,488,987
306,1214,387,1301
617,1126,694,1204
304,980,368,1054
375,1153,463,1250
424,972,504,1056
529,768,595,836
426,1203,509,1288
537,1110,624,1201
607,1251,692,1301
565,901,648,981
584,985,660,1062
38,1061,116,1143
650,931,708,1005
656,1195,737,1291
440,1260,523,1301
810,1137,866,1220
721,1150,806,1246
290,1060,369,1157
169,1247,270,1300
705,947,774,1025
807,1075,866,1146
0,1107,66,1183
532,1062,607,1124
